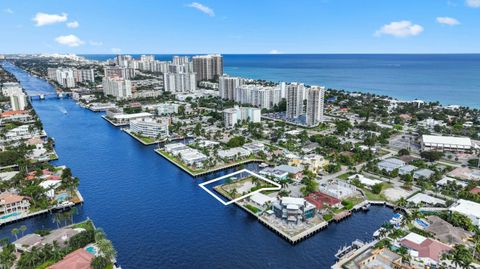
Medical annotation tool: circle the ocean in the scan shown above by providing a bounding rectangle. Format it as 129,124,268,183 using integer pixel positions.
83,54,480,108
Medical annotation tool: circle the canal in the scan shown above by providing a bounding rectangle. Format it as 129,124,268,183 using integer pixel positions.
1,62,393,269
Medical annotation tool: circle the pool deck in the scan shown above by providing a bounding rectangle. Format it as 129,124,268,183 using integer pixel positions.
0,189,84,226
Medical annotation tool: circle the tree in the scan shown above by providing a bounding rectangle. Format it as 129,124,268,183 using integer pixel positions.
11,228,19,240
450,244,473,269
91,256,110,269
371,183,383,194
20,225,27,236
398,148,410,156
97,238,117,260
0,243,16,269
335,120,352,135
420,151,444,162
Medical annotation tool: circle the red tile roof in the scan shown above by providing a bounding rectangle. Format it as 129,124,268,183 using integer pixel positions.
305,192,341,209
470,187,480,194
400,237,451,262
0,110,27,118
48,248,94,269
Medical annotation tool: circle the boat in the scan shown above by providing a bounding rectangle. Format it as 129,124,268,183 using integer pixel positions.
362,203,370,211
389,213,403,225
335,240,365,260
259,163,269,168
373,227,385,238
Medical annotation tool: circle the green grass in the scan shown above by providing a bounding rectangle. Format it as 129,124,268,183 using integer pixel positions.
72,220,95,231
323,213,333,221
35,260,56,269
245,204,260,214
337,172,353,180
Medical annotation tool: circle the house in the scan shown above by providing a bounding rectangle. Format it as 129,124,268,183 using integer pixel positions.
425,215,473,245
450,199,480,227
305,192,341,210
217,147,251,160
259,167,289,180
39,180,62,199
14,227,84,252
300,154,329,173
348,174,382,187
448,167,480,181
274,165,303,180
249,193,275,207
413,169,434,180
377,158,405,173
272,197,316,224
399,165,417,176
242,143,265,154
342,247,412,269
399,232,452,265
0,171,18,182
0,192,30,217
48,248,94,269
407,193,446,207
436,177,467,188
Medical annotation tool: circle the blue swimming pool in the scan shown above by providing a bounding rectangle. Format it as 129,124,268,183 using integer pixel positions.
1,212,21,220
56,192,70,202
85,246,97,255
415,219,430,229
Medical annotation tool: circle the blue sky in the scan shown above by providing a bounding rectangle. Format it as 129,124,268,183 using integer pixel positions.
1,0,479,54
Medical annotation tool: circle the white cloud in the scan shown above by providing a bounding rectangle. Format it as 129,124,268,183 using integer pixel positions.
466,0,480,7
4,8,14,14
89,41,103,46
33,12,68,26
187,2,215,16
269,49,283,54
55,34,84,47
436,17,460,26
66,21,79,29
111,48,122,54
375,21,424,38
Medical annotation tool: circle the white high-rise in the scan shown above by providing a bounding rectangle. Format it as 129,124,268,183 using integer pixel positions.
55,68,76,88
223,106,261,128
163,72,196,93
10,93,28,111
286,83,305,119
219,76,242,100
102,77,132,99
306,86,325,126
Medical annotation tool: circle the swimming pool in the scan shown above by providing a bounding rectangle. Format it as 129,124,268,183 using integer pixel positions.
415,219,430,229
0,212,21,220
56,192,70,202
85,246,97,255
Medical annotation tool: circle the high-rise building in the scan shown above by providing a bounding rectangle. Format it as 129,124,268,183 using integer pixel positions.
74,69,95,83
173,56,190,65
306,86,325,126
219,76,243,100
55,68,76,88
140,55,155,62
286,83,305,119
10,93,28,111
104,66,136,80
223,106,261,128
163,72,196,93
192,54,223,82
102,77,132,99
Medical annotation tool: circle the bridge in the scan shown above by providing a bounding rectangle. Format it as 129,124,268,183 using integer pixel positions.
29,92,72,100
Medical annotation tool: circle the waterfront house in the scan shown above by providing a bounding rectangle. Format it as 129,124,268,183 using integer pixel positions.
377,158,405,173
304,192,341,210
399,232,452,266
217,147,251,160
272,197,316,224
425,215,473,245
48,248,94,269
407,193,446,207
342,247,412,269
259,167,289,181
249,193,275,208
39,179,62,199
14,227,85,252
274,165,303,180
0,192,30,217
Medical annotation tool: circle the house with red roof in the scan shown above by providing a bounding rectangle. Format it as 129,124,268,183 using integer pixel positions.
305,192,341,210
48,248,94,269
399,232,452,266
0,192,30,217
470,186,480,195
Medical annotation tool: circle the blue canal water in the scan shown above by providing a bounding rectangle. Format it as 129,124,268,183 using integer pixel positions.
82,54,480,108
0,62,394,268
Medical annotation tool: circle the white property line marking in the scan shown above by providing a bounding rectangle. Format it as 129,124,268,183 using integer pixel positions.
198,169,281,206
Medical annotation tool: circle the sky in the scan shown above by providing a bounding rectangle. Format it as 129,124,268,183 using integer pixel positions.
1,0,479,54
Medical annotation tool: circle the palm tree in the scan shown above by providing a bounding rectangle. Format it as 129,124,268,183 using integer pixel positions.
230,189,238,199
11,228,19,240
97,239,117,260
0,243,16,269
450,244,474,269
94,228,106,242
20,225,27,237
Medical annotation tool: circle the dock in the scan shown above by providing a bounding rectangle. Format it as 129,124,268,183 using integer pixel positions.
154,148,263,177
